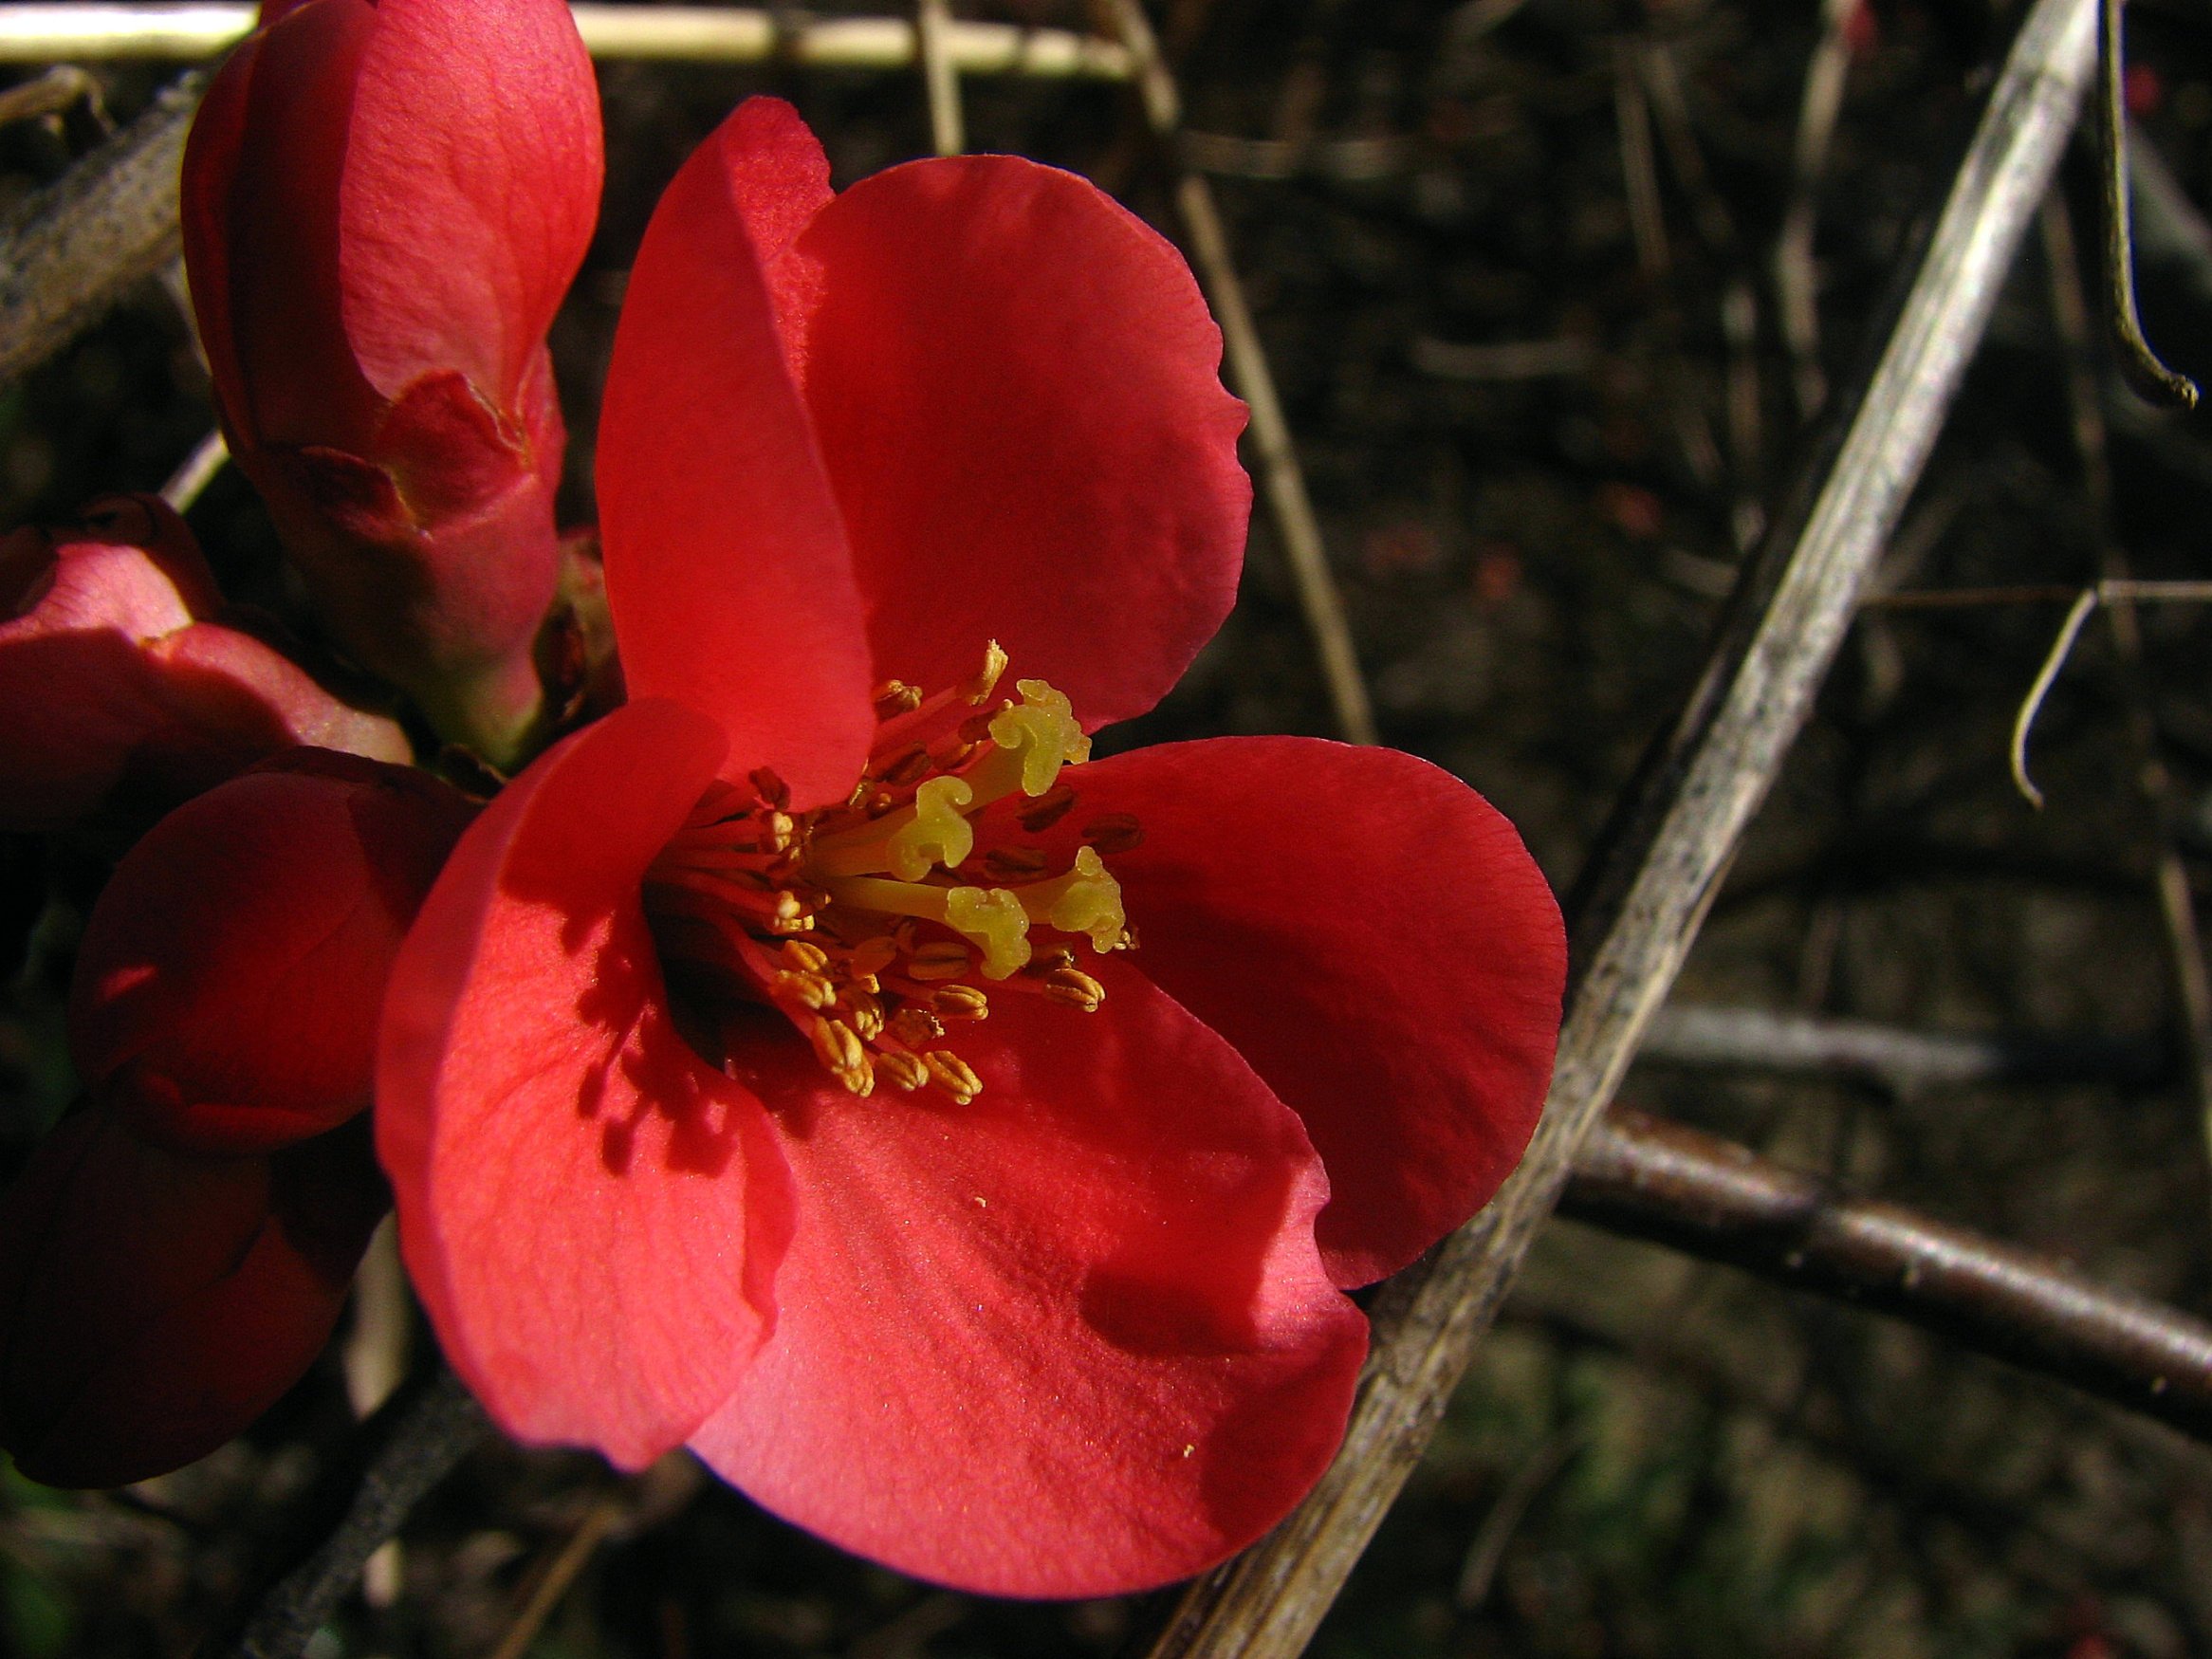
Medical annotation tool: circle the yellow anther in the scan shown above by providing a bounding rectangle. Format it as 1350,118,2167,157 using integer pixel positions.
931,984,989,1020
925,1050,983,1104
943,887,1032,978
905,940,972,981
1041,968,1106,1012
886,776,975,880
771,969,836,1011
836,988,885,1041
875,1047,929,1092
781,939,830,973
1017,848,1125,953
965,640,1010,703
810,1017,866,1078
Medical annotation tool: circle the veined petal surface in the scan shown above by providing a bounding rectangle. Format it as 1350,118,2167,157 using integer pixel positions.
689,961,1366,1596
1057,737,1565,1286
792,154,1249,728
599,113,873,808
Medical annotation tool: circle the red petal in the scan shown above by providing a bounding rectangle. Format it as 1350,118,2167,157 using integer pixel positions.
70,755,471,1155
599,108,874,808
186,0,386,452
1056,738,1565,1286
340,0,601,409
178,24,265,449
378,702,796,1468
0,1110,384,1487
0,534,407,835
794,156,1249,727
687,960,1366,1595
708,98,833,356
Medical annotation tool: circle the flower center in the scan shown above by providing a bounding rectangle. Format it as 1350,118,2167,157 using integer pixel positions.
641,643,1138,1103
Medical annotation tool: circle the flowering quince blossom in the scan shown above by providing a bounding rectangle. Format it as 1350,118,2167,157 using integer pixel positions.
0,750,471,1484
180,0,602,764
378,98,1567,1596
0,494,406,835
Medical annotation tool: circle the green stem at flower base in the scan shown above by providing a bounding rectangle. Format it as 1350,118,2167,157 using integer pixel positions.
412,645,549,776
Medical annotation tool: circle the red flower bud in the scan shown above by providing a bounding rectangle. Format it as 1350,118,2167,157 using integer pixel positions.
181,0,603,764
0,496,408,835
71,750,473,1156
0,1106,386,1487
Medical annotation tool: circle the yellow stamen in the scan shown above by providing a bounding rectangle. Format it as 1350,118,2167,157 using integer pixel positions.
875,1047,929,1092
925,1051,983,1104
932,985,989,1020
1040,968,1107,1011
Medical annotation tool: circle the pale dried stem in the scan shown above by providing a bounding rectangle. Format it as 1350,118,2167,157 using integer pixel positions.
0,67,201,389
1147,1,2097,1652
1776,0,1859,420
915,0,965,157
159,426,227,510
2009,585,2099,810
0,4,1132,75
1105,0,1379,747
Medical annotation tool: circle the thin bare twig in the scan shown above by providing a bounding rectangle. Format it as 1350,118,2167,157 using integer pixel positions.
488,1496,627,1659
1105,0,1379,747
1563,1108,2212,1441
0,68,203,389
1614,40,1668,282
1410,336,1593,381
1148,2,2096,1652
2009,585,2099,809
1868,579,2212,609
224,1367,488,1659
1638,1003,2165,1093
0,4,1133,76
2095,0,2195,408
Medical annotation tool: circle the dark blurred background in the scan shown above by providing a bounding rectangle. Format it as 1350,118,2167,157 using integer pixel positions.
10,0,2212,1653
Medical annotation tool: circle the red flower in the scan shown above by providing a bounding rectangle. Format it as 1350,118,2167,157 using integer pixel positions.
180,0,602,764
0,495,407,835
0,751,470,1484
378,100,1565,1594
